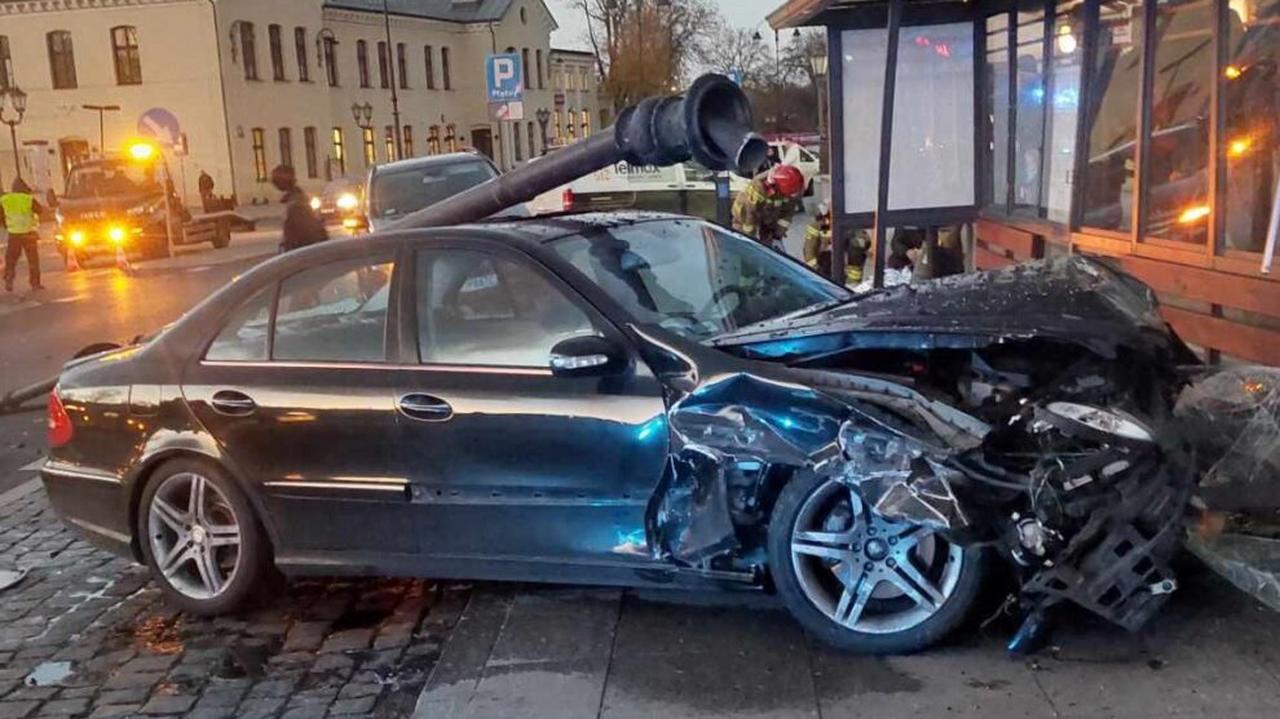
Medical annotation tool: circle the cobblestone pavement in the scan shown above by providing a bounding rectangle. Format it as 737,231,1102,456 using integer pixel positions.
0,483,465,719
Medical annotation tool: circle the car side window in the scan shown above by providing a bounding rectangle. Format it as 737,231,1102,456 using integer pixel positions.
417,250,597,367
273,258,395,362
206,287,273,361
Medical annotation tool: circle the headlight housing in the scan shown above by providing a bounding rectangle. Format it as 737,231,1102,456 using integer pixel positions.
1043,402,1154,443
336,193,359,211
309,196,322,211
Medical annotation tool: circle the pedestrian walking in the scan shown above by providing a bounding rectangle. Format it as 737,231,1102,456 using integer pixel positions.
731,164,805,251
1,179,45,293
272,165,327,253
198,170,215,212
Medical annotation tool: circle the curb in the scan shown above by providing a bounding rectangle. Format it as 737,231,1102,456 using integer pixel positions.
0,477,42,510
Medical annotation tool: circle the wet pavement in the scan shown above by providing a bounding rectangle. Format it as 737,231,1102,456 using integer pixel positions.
4,477,1278,718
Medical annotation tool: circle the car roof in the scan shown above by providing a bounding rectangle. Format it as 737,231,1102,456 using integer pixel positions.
372,152,492,174
458,210,692,245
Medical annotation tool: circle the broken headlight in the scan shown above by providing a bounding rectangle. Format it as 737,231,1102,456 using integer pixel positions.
1040,402,1154,443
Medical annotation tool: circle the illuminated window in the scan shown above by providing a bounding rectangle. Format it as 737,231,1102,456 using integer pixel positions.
251,128,267,182
363,127,376,166
111,26,142,85
428,125,441,155
581,110,590,137
1222,0,1278,253
331,127,345,177
403,125,414,157
384,125,396,162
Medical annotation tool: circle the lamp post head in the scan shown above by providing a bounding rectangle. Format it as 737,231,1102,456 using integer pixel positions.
351,103,362,124
3,87,28,120
361,103,373,123
808,50,828,78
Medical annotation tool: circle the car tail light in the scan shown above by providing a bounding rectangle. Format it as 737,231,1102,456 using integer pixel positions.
48,390,74,448
561,188,575,212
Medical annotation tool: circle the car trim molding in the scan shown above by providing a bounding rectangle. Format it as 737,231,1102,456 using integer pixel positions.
41,463,123,485
65,515,132,545
200,360,553,377
263,478,409,494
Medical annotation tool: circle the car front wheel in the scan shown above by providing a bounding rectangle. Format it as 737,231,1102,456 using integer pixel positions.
768,472,984,654
137,459,269,615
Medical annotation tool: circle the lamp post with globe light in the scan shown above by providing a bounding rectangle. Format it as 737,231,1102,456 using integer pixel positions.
808,46,829,173
536,108,551,156
1,86,29,182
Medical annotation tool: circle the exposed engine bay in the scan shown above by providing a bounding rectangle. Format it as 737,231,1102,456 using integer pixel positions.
647,257,1212,649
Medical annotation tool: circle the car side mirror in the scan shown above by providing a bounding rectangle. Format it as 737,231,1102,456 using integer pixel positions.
549,335,626,377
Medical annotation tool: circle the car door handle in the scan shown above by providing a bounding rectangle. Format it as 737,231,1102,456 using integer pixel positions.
210,390,257,416
398,393,453,422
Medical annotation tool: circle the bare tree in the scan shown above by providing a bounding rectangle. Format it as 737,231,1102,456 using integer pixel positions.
570,0,718,109
699,20,768,87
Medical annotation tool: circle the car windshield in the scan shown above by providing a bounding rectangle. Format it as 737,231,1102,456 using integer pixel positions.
550,219,849,340
369,158,497,219
65,161,160,199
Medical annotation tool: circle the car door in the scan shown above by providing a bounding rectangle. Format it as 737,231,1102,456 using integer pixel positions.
184,251,418,555
395,242,670,567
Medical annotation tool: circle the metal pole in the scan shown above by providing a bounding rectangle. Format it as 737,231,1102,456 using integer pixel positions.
162,152,174,253
1262,174,1279,274
382,0,403,159
871,0,903,289
98,111,105,154
8,123,21,181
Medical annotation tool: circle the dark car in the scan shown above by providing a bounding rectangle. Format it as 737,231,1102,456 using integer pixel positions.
42,213,1198,653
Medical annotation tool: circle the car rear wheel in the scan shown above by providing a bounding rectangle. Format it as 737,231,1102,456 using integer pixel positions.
768,472,984,654
138,459,269,615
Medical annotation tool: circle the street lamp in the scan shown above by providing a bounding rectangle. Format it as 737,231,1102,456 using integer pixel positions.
1,87,28,182
82,104,122,156
352,102,373,130
535,108,551,156
808,47,829,173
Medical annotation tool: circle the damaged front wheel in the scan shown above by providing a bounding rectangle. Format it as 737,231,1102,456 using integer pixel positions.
768,473,985,654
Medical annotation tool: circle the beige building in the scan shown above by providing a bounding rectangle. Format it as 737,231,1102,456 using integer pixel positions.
546,47,605,150
0,0,564,204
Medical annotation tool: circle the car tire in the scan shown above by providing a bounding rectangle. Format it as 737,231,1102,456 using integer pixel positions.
767,471,985,654
137,458,271,615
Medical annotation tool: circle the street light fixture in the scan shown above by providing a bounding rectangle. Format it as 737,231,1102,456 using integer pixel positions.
82,104,122,156
1,86,29,181
535,108,551,156
808,47,829,173
352,102,373,129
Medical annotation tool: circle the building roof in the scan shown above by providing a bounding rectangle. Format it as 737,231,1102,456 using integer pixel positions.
324,0,514,23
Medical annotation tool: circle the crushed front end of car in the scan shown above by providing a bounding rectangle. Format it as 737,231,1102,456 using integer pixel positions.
642,256,1225,651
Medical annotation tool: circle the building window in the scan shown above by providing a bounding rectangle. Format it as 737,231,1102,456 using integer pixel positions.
441,46,451,89
1223,0,1278,253
111,26,142,85
984,14,1010,210
331,127,345,177
357,40,370,88
1143,0,1213,245
251,128,268,182
279,127,293,169
535,49,544,89
295,28,310,82
553,110,562,141
239,22,258,81
397,43,409,89
428,125,441,155
323,36,339,86
363,127,376,167
522,49,532,89
46,31,77,89
403,125,414,156
377,41,390,89
513,124,523,162
1012,5,1046,216
581,110,591,137
384,125,395,162
445,124,457,152
269,24,286,81
424,45,436,89
304,127,318,178
1044,0,1085,224
528,122,537,156
0,36,13,90
1079,0,1144,233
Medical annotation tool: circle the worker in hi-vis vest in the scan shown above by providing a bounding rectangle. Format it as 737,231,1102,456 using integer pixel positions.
1,178,45,292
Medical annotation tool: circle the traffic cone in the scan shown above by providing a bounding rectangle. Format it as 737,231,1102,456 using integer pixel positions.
115,244,135,275
65,250,81,273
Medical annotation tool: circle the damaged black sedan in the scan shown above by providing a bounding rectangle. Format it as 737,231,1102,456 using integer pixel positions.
42,212,1199,653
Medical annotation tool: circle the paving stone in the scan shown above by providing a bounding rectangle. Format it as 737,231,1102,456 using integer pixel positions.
123,654,181,673
327,695,378,715
86,705,143,719
97,686,152,705
102,670,166,690
319,629,375,654
0,701,39,719
185,708,239,719
38,697,90,715
138,692,196,715
235,697,286,719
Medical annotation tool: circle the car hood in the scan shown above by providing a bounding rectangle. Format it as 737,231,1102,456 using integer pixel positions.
711,256,1185,361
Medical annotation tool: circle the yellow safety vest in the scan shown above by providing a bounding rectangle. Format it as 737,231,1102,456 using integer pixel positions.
1,192,37,235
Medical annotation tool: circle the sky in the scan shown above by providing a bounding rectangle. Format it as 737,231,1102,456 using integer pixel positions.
545,0,786,51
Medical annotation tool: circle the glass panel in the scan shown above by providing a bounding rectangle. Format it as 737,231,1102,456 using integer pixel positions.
1013,4,1047,215
417,251,596,367
1045,0,1086,223
888,22,976,210
1080,0,1145,233
206,288,272,361
274,259,394,362
840,29,888,213
1222,0,1279,253
369,158,497,220
985,13,1011,210
1145,0,1214,244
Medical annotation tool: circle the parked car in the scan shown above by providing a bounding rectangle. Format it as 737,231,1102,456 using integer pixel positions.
364,152,526,233
43,212,1201,654
535,161,720,219
309,176,364,229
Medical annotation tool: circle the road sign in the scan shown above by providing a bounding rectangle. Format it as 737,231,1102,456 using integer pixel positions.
137,108,181,147
488,101,525,122
486,54,524,103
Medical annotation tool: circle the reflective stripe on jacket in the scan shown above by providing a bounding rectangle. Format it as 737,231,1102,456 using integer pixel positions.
1,192,37,235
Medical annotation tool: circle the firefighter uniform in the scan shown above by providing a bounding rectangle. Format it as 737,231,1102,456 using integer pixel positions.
803,211,868,286
732,174,797,249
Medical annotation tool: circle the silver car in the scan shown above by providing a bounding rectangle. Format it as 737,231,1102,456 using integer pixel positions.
364,152,527,232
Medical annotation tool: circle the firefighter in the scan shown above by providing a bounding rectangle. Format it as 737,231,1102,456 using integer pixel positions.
1,178,45,292
802,203,869,286
731,164,805,251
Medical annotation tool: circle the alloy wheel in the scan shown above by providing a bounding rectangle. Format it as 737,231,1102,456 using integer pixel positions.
790,478,963,634
147,472,242,600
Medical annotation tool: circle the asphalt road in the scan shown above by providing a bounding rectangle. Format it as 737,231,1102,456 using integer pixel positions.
0,229,281,493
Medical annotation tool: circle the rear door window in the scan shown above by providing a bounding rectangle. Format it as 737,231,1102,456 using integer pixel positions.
206,287,273,361
272,257,395,362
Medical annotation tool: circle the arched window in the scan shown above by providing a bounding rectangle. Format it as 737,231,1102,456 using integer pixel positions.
295,28,310,82
111,26,141,85
46,31,77,89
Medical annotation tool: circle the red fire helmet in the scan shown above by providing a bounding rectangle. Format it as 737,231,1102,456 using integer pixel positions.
767,164,805,197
